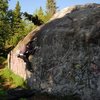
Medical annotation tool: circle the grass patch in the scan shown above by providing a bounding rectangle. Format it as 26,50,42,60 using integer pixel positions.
0,67,26,88
0,65,27,99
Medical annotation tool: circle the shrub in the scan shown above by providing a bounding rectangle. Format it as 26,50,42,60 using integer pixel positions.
0,67,26,87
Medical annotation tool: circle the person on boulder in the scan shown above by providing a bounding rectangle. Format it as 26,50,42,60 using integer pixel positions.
17,44,27,61
17,39,38,72
25,40,38,59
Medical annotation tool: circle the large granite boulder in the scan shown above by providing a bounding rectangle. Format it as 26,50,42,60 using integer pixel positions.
8,3,100,100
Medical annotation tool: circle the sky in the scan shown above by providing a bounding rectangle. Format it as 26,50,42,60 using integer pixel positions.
9,0,100,14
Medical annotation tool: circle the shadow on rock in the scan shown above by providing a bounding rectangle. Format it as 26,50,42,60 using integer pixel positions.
6,87,81,100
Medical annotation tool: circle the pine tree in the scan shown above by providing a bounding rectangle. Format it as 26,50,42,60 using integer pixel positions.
0,0,8,15
34,7,45,22
12,1,24,34
0,0,10,49
37,7,44,18
5,1,25,48
46,0,57,16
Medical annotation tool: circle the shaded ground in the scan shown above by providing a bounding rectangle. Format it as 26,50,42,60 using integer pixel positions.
0,65,26,100
0,68,13,100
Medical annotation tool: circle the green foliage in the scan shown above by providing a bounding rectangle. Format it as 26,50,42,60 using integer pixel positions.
46,0,57,16
12,1,25,34
34,7,45,22
4,1,25,49
0,67,26,87
6,33,24,47
24,22,36,35
0,66,26,98
0,0,11,49
0,67,26,98
33,6,52,23
0,0,8,15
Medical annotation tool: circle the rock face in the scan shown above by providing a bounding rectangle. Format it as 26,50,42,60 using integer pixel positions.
8,3,100,100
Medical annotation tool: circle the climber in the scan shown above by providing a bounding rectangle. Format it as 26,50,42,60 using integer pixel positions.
17,45,27,60
17,38,38,59
17,39,38,72
25,38,38,58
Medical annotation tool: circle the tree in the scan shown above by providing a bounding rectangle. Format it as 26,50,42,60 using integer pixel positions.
46,0,57,16
33,7,47,23
0,0,10,50
0,0,8,15
12,1,24,34
5,1,25,49
36,7,44,20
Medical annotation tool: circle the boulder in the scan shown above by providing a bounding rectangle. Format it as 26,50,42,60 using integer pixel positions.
8,3,100,100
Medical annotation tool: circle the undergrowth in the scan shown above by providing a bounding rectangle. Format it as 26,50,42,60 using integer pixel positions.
0,67,26,87
0,66,27,98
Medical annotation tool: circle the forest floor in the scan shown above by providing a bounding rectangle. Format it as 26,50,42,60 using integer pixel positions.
0,59,26,99
0,67,15,96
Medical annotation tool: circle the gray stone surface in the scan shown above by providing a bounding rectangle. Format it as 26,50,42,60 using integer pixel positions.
8,3,100,100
